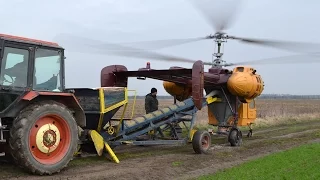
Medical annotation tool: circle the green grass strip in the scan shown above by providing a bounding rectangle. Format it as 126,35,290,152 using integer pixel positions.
197,142,320,180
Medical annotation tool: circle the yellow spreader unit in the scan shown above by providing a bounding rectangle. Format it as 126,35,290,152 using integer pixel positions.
89,130,119,163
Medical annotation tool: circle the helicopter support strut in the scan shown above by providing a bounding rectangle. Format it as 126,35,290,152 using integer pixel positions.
247,123,253,138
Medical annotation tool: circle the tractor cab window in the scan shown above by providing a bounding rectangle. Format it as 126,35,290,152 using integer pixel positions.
33,48,62,91
0,47,29,87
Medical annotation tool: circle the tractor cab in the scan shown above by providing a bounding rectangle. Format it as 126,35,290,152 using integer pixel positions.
0,34,64,113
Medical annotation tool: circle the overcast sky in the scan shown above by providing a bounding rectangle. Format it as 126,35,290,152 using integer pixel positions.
1,0,320,95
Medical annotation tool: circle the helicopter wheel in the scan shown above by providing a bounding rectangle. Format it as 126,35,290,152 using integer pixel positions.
228,128,242,147
192,130,211,154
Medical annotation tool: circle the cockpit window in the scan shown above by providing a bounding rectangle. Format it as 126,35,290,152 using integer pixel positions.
236,67,244,72
0,47,29,87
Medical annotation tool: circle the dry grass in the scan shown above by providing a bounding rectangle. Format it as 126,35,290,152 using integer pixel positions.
113,98,320,128
254,99,320,128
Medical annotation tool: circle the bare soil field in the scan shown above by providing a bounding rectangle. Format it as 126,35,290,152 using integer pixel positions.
1,99,320,180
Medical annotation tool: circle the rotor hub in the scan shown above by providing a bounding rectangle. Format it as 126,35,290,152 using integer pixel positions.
212,58,227,67
207,32,229,42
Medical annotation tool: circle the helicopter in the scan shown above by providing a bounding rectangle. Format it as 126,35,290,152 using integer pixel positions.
53,0,320,145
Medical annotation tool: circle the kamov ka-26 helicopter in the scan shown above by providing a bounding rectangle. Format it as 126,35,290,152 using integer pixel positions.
54,0,320,147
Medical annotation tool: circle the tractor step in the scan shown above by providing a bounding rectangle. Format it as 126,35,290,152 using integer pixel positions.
0,152,5,156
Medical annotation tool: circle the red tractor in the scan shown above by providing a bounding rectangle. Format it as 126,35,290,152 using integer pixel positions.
0,34,85,175
0,33,212,176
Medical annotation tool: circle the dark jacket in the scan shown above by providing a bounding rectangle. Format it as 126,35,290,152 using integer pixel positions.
145,93,158,114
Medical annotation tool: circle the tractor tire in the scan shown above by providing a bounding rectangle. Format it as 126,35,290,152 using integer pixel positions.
192,130,211,154
8,100,79,175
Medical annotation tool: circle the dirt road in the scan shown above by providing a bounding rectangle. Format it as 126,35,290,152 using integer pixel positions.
1,120,320,180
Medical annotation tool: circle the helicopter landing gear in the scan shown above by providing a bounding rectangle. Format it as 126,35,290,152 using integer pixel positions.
228,127,242,147
247,123,253,138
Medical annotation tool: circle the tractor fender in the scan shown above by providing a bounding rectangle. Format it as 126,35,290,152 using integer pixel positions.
21,91,86,127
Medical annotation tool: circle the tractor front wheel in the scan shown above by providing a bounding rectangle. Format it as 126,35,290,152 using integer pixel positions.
9,100,79,175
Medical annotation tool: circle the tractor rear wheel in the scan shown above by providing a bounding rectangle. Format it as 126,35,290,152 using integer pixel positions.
9,100,79,175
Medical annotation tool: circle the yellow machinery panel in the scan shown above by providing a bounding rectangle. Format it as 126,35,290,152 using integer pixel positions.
238,99,257,126
99,87,128,114
97,87,129,132
205,97,256,127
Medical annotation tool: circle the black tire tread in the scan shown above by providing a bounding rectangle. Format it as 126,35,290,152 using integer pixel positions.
229,129,242,147
8,100,78,175
192,130,211,154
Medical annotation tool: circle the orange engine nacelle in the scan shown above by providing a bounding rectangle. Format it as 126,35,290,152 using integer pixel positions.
163,81,192,101
227,66,264,103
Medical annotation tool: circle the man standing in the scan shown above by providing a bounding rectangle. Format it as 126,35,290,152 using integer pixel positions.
145,87,159,114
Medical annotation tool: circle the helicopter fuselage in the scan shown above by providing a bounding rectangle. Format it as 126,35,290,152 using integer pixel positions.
163,66,264,103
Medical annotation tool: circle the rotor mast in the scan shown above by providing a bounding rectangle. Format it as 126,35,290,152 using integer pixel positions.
208,32,228,68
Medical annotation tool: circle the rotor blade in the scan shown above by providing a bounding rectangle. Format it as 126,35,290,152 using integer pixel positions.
188,0,243,32
105,47,199,64
229,35,320,53
226,53,320,66
119,36,209,50
53,33,199,64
